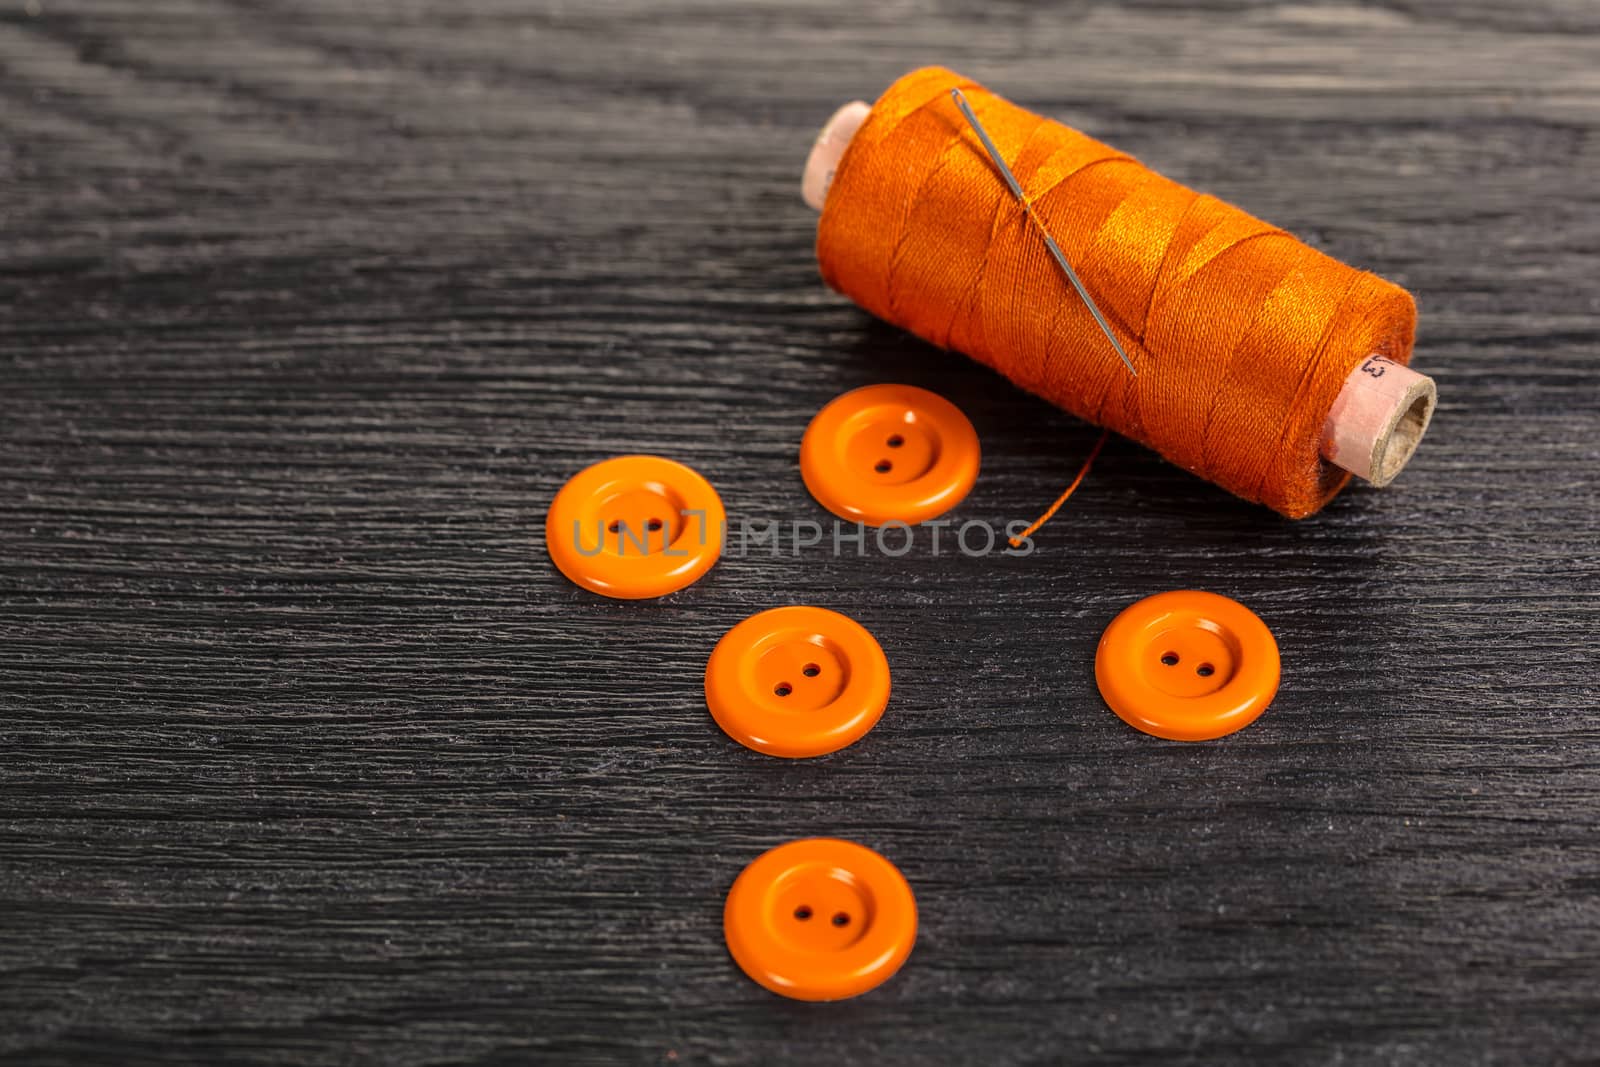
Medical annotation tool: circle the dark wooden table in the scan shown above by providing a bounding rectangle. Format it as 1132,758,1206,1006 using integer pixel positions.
3,2,1598,1063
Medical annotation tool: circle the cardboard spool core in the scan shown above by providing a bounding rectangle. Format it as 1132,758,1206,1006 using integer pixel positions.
802,100,1437,488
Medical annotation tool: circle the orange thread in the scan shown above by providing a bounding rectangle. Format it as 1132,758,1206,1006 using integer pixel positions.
816,67,1418,519
1008,429,1109,546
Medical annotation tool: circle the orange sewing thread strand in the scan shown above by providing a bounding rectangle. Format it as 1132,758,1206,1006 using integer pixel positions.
816,67,1418,519
1009,429,1109,547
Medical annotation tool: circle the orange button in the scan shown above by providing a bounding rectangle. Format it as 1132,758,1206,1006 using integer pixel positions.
1096,590,1281,741
545,455,725,599
800,384,979,527
724,838,917,1001
705,606,890,758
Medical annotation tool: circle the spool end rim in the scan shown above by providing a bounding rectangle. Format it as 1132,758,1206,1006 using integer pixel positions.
1367,375,1437,487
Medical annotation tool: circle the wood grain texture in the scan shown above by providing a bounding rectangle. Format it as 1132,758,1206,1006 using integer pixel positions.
1,1,1598,1063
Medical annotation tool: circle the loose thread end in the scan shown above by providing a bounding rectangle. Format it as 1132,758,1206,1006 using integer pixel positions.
1008,429,1111,545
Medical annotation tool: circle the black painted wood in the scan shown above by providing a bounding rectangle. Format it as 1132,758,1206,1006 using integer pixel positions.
2,2,1598,1063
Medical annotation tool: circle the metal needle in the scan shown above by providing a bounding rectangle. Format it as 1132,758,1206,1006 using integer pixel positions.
950,88,1136,376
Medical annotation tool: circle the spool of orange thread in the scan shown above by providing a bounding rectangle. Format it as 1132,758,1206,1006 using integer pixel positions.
801,67,1436,518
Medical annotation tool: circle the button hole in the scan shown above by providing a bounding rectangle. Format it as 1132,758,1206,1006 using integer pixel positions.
607,520,621,534
1196,663,1215,677
831,913,850,927
1160,651,1179,666
801,663,820,677
886,434,904,448
774,682,793,697
646,517,663,531
874,459,893,473
793,905,812,921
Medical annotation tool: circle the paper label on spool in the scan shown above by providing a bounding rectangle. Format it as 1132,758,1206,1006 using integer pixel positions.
802,101,871,212
1321,355,1436,487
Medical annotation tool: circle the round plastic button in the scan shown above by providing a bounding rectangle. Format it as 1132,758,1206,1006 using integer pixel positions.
800,384,979,527
705,606,890,758
724,838,917,1001
545,455,725,599
1096,590,1281,741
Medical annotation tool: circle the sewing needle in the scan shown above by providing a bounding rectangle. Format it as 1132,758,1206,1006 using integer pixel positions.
950,87,1136,376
